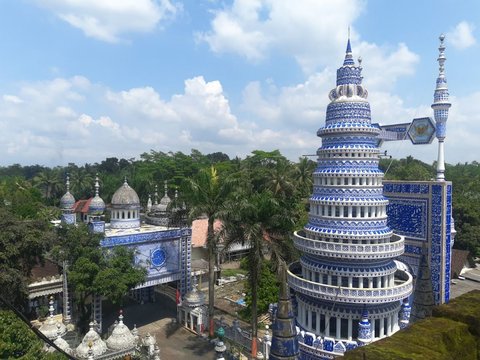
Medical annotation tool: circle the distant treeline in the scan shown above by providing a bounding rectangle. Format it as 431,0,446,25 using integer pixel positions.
0,150,478,256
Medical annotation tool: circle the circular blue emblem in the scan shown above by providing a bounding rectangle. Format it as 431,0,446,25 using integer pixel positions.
151,248,166,267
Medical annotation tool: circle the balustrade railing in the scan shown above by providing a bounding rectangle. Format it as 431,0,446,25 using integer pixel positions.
288,263,413,304
293,231,404,259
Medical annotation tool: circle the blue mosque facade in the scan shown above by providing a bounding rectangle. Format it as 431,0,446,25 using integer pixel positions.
59,177,192,333
286,39,414,359
269,35,455,360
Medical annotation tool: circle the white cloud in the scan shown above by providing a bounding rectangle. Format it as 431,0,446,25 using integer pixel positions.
0,66,477,167
197,0,418,81
447,21,476,50
36,0,179,42
2,95,23,104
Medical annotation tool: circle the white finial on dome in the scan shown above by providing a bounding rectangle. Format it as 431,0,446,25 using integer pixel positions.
154,185,159,205
94,174,100,197
164,180,168,197
124,176,128,185
66,174,70,193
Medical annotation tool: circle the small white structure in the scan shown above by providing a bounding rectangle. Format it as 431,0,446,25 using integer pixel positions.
39,297,66,340
178,276,207,333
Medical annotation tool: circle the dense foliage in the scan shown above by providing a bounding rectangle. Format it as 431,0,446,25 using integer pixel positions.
51,224,146,332
0,310,67,359
0,206,56,311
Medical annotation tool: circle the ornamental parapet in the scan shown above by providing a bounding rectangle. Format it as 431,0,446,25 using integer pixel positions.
293,231,404,259
288,262,413,304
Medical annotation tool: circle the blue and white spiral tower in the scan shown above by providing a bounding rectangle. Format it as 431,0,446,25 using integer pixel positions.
432,34,451,181
287,39,413,357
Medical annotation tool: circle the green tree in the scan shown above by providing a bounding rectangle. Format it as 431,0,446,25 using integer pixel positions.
0,310,67,359
0,207,56,310
52,225,146,331
220,190,293,357
33,169,62,205
182,166,233,337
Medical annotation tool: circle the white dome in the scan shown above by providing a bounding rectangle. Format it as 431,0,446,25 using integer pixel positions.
39,301,66,340
75,322,107,359
106,312,136,351
111,179,140,208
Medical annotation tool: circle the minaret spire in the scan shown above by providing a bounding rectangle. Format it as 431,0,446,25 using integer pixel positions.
65,174,71,193
432,34,451,181
94,173,100,197
343,28,354,66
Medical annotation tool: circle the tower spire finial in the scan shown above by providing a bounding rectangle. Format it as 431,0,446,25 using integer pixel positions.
432,33,451,181
343,29,354,66
94,173,100,197
66,173,70,193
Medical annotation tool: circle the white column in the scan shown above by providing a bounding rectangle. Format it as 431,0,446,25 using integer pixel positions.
359,278,364,288
326,316,330,337
380,317,384,338
372,319,376,339
437,140,445,181
308,309,312,330
336,317,341,339
316,312,321,334
348,276,353,288
348,206,352,218
368,277,373,288
387,315,392,336
327,275,332,285
348,318,352,340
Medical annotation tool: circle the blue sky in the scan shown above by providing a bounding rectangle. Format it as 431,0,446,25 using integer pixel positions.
0,0,478,166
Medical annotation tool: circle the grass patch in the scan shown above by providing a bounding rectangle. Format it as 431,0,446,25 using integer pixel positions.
221,268,248,277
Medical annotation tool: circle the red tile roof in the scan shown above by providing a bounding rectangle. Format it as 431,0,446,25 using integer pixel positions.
73,198,93,213
191,218,222,248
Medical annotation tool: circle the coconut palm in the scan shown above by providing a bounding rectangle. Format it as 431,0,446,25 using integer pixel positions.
220,189,293,357
33,169,62,205
182,166,233,337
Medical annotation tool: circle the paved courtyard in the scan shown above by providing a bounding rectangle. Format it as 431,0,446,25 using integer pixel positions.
103,292,215,359
450,266,480,299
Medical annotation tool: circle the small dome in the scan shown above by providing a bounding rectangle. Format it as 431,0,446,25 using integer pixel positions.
106,311,136,351
142,333,157,347
60,192,76,210
183,277,206,308
76,322,107,359
60,175,75,210
112,179,140,207
89,195,105,215
88,175,105,215
39,299,66,340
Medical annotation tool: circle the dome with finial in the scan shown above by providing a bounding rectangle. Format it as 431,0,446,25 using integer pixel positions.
111,178,140,208
183,276,206,308
39,297,66,340
88,174,105,215
60,175,75,210
76,322,107,358
52,323,73,355
152,180,171,212
106,310,137,351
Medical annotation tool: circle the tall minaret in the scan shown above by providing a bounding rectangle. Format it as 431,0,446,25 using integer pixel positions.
432,34,451,181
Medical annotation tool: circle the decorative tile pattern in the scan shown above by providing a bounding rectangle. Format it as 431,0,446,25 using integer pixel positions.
386,199,428,240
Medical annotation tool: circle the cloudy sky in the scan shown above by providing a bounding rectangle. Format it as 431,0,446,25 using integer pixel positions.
0,0,478,166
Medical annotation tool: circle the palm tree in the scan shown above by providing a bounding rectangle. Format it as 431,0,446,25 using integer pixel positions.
182,166,233,337
33,169,62,205
220,190,293,357
295,156,315,197
68,167,94,198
